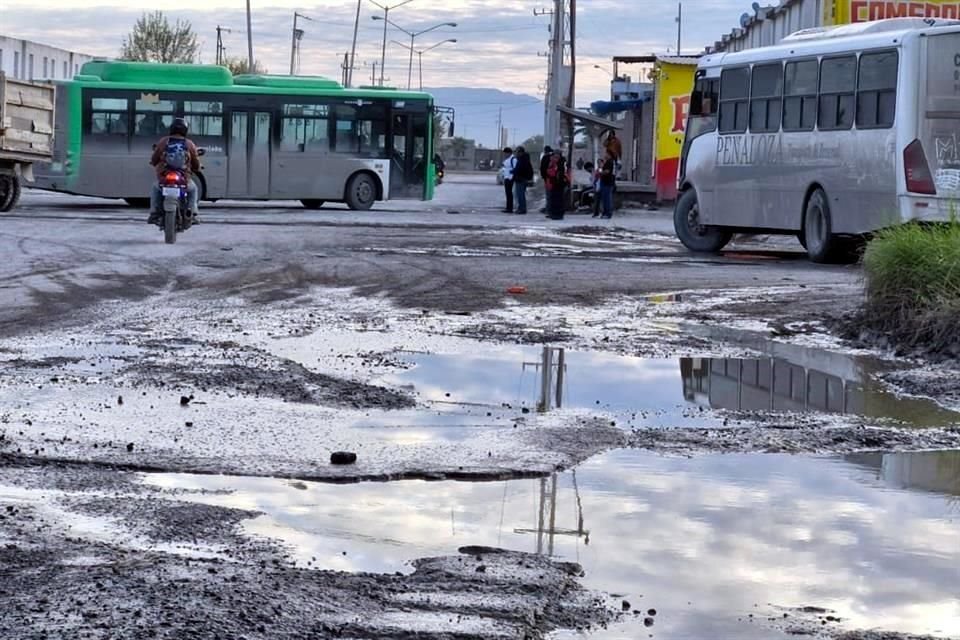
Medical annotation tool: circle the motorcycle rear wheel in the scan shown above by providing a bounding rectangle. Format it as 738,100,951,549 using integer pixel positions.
164,206,177,244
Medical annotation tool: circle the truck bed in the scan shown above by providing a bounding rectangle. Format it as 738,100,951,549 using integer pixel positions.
0,72,54,164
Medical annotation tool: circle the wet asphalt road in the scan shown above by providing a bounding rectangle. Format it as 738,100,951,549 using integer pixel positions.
2,173,959,640
0,172,860,336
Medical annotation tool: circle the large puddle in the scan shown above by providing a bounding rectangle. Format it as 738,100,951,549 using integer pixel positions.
145,448,960,638
382,342,960,428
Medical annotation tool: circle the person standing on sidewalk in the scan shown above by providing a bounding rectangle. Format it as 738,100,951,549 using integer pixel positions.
598,149,617,219
500,147,517,213
545,149,569,220
512,146,534,214
538,145,554,214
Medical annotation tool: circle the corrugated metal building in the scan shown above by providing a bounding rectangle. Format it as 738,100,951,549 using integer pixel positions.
708,0,826,52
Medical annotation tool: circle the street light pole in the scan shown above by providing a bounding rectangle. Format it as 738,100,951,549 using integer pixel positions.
245,0,254,72
391,38,456,91
369,0,414,86
593,64,613,77
408,33,415,90
378,18,456,89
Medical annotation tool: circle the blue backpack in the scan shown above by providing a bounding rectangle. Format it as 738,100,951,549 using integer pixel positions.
164,139,189,171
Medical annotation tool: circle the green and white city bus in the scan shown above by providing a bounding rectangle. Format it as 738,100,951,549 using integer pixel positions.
37,60,439,210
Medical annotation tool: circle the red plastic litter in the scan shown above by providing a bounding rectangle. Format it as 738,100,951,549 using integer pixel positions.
507,286,528,294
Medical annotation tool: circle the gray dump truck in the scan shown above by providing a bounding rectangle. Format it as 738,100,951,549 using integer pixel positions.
0,72,54,212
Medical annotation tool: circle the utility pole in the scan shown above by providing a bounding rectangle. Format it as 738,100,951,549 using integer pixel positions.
537,0,573,152
496,107,503,150
347,0,362,87
289,12,313,76
534,6,556,149
215,26,231,66
245,0,254,73
341,52,350,86
370,61,378,86
676,2,682,55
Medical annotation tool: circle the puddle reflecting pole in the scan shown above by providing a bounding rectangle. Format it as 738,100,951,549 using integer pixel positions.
536,478,546,554
538,347,554,413
547,473,558,556
555,348,565,409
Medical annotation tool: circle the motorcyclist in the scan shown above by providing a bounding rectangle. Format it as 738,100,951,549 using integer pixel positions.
148,118,200,224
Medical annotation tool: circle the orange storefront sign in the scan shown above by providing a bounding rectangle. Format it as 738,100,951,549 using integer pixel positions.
826,0,960,24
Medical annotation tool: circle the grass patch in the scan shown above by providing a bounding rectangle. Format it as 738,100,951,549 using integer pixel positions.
861,219,960,354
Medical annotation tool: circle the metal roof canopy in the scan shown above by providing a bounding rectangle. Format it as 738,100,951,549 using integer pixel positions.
557,105,622,132
612,55,701,65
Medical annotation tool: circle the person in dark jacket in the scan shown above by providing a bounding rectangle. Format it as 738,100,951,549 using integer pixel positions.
512,146,534,214
544,149,568,220
598,149,617,219
149,118,201,224
539,145,553,181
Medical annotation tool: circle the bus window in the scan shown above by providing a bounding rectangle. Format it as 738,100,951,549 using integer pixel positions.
856,51,898,129
818,56,856,131
184,100,224,138
783,60,818,132
358,103,387,157
719,67,750,134
134,98,175,137
749,63,783,133
686,76,719,142
334,105,358,153
281,103,328,152
89,97,129,136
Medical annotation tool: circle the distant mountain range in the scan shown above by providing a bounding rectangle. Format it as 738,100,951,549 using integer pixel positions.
425,87,544,149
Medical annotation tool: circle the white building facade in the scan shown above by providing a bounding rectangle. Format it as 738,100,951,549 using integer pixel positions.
0,36,96,81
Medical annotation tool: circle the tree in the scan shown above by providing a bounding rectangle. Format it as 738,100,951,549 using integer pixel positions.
449,137,470,159
121,11,199,64
222,57,268,75
519,134,544,157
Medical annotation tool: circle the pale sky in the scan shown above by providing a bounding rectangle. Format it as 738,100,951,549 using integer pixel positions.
0,0,751,106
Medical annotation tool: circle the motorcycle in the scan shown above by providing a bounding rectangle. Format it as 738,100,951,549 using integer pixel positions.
154,147,204,244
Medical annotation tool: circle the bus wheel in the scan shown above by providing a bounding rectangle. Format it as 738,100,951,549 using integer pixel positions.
301,199,325,210
0,175,22,213
345,173,377,211
674,189,731,253
803,189,843,264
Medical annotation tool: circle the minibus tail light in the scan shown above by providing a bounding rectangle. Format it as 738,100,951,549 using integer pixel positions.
904,139,936,195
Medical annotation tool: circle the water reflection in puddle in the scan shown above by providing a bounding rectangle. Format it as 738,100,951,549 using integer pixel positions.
145,449,960,639
387,344,959,428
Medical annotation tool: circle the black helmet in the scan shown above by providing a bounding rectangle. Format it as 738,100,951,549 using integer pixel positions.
169,117,188,136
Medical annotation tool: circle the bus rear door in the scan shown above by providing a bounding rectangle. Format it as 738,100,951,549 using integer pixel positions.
916,30,960,210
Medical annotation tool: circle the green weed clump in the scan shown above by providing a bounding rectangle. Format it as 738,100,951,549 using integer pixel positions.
861,220,960,353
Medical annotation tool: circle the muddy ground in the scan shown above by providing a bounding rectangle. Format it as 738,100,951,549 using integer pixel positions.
1,179,958,639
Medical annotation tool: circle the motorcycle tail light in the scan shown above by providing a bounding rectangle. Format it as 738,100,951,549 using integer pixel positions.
164,171,182,185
